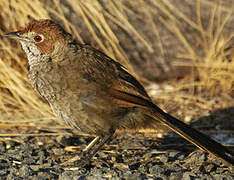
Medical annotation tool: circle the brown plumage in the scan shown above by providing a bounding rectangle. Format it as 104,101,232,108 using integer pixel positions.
5,19,234,167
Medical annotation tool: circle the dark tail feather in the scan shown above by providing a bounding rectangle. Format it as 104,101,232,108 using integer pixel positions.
150,102,234,167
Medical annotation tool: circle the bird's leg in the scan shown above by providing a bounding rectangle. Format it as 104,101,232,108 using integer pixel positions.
51,136,100,163
83,136,100,153
85,132,114,160
57,136,101,167
59,131,115,168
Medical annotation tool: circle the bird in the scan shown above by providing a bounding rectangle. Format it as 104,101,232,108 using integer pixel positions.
4,19,234,168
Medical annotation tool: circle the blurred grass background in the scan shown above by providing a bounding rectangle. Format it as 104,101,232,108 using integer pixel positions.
0,0,233,127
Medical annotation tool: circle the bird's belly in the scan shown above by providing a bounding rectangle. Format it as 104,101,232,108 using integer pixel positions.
48,91,120,136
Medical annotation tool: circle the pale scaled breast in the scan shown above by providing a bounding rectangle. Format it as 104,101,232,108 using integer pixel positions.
28,67,65,103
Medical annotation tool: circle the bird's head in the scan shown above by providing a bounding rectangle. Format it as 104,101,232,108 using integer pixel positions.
5,19,71,63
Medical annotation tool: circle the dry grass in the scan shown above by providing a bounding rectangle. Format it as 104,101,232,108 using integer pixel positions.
0,0,233,129
173,0,234,96
145,0,234,110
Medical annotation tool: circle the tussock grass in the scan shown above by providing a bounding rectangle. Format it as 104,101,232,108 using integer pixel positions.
0,0,233,128
145,0,234,109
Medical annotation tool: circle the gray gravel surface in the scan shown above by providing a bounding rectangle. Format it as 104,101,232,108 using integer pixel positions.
0,132,233,180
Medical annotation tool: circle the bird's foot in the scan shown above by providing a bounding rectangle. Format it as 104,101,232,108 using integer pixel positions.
54,151,91,170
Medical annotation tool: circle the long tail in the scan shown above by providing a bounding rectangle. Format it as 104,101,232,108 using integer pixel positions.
149,102,234,167
110,89,234,167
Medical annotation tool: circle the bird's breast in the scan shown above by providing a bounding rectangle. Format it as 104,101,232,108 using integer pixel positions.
28,62,67,103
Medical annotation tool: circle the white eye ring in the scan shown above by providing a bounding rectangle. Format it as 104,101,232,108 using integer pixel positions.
33,34,44,43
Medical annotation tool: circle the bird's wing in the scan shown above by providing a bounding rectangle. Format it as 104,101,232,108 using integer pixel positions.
78,45,151,104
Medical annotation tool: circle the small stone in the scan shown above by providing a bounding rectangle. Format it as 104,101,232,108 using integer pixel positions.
19,165,33,177
169,151,178,157
52,148,64,155
182,172,196,180
205,164,215,173
103,173,113,178
160,154,169,163
30,165,40,171
149,165,165,175
169,172,183,180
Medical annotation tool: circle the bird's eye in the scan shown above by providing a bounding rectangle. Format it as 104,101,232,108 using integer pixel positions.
34,35,43,42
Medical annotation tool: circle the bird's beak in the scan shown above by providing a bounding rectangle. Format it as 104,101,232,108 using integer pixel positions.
4,31,23,40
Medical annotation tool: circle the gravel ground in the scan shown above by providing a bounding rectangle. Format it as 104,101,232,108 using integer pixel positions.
0,128,233,180
0,95,233,180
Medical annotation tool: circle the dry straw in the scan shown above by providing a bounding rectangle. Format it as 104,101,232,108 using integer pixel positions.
0,0,233,131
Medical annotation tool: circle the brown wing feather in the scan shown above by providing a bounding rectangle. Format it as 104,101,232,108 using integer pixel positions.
79,44,150,101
